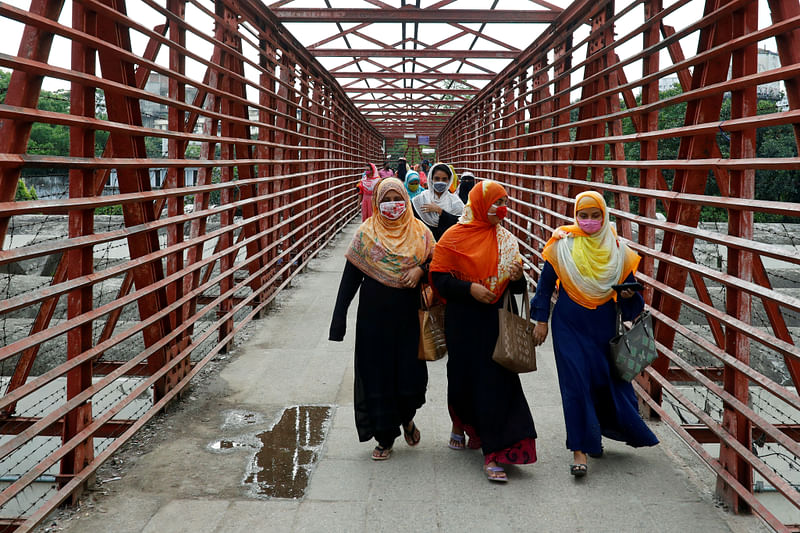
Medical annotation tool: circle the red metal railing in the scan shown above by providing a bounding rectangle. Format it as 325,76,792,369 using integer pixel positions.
439,0,800,530
0,0,381,529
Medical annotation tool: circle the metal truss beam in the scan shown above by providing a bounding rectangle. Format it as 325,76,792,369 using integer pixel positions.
309,48,519,59
272,8,559,23
334,71,495,80
344,88,478,95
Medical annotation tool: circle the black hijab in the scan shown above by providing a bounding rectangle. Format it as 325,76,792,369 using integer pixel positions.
397,158,408,183
458,171,476,204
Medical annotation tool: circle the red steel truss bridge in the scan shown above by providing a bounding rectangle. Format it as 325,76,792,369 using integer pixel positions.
0,0,799,530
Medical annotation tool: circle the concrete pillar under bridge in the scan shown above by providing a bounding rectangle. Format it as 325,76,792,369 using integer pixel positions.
46,223,769,533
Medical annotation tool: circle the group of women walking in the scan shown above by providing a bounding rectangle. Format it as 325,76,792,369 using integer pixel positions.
331,166,658,482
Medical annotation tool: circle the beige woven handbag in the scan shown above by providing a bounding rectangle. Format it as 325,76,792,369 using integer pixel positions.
492,285,537,373
418,285,447,362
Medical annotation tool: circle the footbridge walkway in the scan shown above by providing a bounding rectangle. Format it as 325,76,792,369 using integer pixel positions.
36,224,769,533
0,0,799,531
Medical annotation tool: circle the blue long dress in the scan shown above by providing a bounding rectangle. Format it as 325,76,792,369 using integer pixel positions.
531,261,658,455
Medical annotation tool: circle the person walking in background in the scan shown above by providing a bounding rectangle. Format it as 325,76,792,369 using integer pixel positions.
457,171,476,204
405,170,423,200
531,190,658,478
447,164,459,194
357,163,382,222
378,161,394,180
411,162,464,240
419,160,430,188
396,157,408,185
329,178,435,461
430,180,537,482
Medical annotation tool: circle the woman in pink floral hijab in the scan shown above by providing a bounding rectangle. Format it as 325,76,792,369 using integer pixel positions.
330,178,435,460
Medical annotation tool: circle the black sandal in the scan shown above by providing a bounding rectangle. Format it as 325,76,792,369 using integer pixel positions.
570,463,587,477
403,422,421,447
372,446,393,460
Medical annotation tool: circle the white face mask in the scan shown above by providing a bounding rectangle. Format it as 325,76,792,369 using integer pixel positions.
379,200,406,220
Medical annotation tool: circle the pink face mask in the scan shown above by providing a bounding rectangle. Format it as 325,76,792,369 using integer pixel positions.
488,205,508,220
577,218,603,234
379,200,406,220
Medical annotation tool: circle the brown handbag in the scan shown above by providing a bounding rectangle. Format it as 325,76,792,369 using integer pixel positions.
492,284,537,373
418,285,447,361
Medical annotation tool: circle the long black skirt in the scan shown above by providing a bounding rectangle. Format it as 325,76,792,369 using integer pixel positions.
353,276,428,443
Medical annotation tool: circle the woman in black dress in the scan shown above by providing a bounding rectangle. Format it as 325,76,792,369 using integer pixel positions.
329,178,436,460
431,180,537,482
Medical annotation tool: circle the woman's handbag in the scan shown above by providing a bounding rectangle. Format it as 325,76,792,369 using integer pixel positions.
492,285,537,373
418,285,447,361
608,304,658,381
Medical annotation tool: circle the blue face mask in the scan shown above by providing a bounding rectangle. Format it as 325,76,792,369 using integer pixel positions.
432,181,448,194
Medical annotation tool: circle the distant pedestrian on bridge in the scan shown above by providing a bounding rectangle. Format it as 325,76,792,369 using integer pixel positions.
396,157,408,184
531,191,659,478
378,161,394,180
357,163,382,222
420,159,430,188
457,171,476,204
431,180,537,483
411,162,465,240
329,177,435,461
404,170,423,200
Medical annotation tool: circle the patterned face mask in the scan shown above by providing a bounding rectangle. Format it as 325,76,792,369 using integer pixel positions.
432,181,448,194
379,200,406,220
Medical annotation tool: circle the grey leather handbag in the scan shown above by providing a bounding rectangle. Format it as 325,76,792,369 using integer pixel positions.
609,304,658,381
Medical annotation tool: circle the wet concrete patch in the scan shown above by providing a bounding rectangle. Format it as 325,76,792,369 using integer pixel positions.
208,405,332,499
221,409,264,429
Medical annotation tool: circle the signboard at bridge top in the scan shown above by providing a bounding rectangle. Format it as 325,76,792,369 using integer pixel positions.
418,136,430,145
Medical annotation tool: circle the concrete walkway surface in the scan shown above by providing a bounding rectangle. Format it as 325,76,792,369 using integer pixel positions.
50,223,770,533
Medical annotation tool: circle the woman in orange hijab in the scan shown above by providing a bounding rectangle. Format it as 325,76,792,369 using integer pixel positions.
330,178,435,460
430,180,537,483
531,191,658,477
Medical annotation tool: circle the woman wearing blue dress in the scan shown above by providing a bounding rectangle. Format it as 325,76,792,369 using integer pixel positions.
531,191,658,477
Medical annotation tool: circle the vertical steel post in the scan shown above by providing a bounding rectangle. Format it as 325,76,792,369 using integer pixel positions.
716,0,757,513
61,0,96,500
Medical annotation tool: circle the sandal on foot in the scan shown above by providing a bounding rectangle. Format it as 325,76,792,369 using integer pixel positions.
484,465,508,483
371,446,392,461
570,463,587,477
448,432,466,450
403,422,421,447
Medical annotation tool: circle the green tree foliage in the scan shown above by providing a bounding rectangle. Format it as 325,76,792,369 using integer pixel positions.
15,178,38,201
95,204,123,215
620,83,798,222
386,138,408,162
0,69,112,173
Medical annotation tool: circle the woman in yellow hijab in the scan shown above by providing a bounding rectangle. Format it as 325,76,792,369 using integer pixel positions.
531,191,658,477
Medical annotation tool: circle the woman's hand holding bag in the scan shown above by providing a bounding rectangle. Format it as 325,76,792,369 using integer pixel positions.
608,304,658,381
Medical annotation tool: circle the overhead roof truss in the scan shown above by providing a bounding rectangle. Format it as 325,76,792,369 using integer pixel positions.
269,0,563,140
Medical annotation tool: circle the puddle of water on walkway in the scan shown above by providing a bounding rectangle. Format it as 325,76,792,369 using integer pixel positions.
222,409,263,429
208,405,332,499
